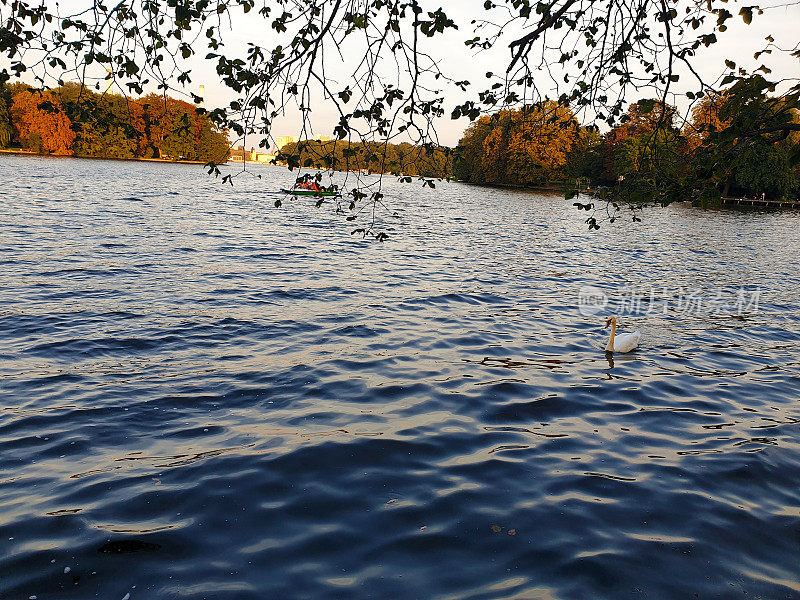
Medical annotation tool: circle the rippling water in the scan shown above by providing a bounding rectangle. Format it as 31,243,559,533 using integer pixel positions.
2,154,800,600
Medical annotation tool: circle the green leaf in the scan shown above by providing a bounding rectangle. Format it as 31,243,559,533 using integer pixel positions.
638,98,656,113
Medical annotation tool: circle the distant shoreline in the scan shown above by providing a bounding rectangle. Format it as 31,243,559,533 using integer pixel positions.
0,148,212,165
455,179,566,194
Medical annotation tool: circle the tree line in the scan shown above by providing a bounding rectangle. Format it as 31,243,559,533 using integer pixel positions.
454,76,800,204
0,82,230,162
278,140,451,179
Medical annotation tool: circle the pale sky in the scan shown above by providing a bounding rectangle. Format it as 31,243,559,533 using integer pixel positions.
5,0,799,147
197,0,800,146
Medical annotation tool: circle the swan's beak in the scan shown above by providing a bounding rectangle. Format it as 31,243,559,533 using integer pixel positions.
604,319,612,329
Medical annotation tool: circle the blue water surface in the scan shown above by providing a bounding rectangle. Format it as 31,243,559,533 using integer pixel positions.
1,155,799,600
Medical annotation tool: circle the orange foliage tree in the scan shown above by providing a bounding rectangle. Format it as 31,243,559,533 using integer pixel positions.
455,102,580,185
605,99,676,145
602,99,678,180
159,99,203,160
10,90,75,154
683,93,731,152
504,102,579,184
128,93,167,158
128,94,205,159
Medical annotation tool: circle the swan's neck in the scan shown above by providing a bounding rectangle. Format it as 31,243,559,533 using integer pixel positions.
605,321,616,352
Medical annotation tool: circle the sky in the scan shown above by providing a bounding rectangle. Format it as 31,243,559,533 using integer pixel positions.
196,0,800,147
4,0,799,147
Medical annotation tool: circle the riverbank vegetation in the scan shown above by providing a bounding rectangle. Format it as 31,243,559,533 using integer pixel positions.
454,77,800,205
278,139,451,178
0,83,229,162
273,75,800,204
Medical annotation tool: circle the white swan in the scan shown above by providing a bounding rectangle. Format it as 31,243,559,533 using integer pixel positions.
604,316,640,353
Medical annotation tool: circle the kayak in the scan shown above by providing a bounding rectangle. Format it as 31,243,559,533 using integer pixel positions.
280,188,341,197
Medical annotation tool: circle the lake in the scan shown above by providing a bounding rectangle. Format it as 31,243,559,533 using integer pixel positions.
1,154,799,599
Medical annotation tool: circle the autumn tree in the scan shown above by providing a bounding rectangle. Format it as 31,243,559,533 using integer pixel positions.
601,100,679,176
124,94,228,160
606,100,677,144
564,128,604,182
10,89,75,154
689,76,800,201
72,98,139,159
0,82,12,148
684,92,730,151
453,118,494,184
480,118,513,184
455,103,580,186
127,94,168,158
2,81,229,161
197,114,231,164
54,83,138,158
160,99,202,160
279,139,450,178
507,102,580,184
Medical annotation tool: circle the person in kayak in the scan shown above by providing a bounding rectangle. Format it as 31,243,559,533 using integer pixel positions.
298,180,322,192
